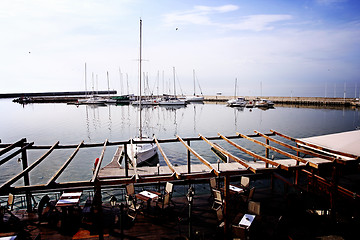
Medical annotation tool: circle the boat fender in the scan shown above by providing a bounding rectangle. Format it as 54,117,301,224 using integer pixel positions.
94,158,99,168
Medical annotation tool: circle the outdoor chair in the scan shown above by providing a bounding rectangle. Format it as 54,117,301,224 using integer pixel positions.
37,195,59,226
125,195,142,220
126,183,135,197
240,176,250,188
241,187,255,204
156,192,172,216
216,206,225,228
248,201,260,216
211,189,224,210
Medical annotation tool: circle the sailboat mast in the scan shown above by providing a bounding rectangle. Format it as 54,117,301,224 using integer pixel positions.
173,66,176,97
139,19,143,138
234,78,237,99
84,63,87,97
193,69,196,96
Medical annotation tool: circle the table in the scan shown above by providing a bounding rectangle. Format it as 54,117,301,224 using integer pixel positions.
136,190,161,210
239,214,255,229
221,184,244,195
56,191,82,231
56,191,82,207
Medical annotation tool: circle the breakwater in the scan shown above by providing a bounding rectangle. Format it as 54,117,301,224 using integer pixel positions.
0,90,117,98
204,95,359,106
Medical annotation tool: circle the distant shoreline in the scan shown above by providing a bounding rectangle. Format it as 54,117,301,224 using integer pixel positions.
1,91,359,106
0,90,117,98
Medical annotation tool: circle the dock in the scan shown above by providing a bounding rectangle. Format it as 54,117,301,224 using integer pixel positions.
0,130,359,239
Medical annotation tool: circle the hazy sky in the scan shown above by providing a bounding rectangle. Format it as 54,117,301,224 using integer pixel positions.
1,0,360,97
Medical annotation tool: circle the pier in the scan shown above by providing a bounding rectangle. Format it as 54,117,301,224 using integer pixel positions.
7,92,360,106
0,130,359,239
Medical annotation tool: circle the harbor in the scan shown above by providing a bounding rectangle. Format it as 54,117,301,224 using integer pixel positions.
0,130,359,239
6,92,360,107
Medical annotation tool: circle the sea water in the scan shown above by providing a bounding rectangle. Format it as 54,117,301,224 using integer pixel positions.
0,99,359,186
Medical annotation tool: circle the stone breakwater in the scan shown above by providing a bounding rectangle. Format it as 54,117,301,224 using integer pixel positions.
203,95,359,106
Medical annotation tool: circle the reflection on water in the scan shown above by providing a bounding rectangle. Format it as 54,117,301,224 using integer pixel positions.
1,99,359,185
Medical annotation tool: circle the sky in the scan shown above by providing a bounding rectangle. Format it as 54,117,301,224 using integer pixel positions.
1,0,360,97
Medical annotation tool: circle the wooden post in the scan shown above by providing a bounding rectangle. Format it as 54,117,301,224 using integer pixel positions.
265,139,269,168
124,143,128,177
330,162,339,219
187,140,191,174
223,175,230,238
94,180,104,240
21,140,32,212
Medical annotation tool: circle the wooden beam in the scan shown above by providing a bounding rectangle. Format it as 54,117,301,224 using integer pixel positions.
0,138,26,156
47,141,84,186
199,134,257,173
271,130,358,162
0,142,34,166
177,135,220,176
154,136,181,179
91,140,108,182
254,130,337,162
218,133,287,170
301,169,360,199
237,132,315,168
0,141,59,190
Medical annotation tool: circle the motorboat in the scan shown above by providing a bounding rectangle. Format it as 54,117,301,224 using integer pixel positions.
255,99,269,108
227,97,247,107
245,100,255,108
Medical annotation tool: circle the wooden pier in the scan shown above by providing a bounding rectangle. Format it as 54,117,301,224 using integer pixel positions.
1,130,359,239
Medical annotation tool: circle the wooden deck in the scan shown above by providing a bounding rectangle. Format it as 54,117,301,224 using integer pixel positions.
2,186,358,240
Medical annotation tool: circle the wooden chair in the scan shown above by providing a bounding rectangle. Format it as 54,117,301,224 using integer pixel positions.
209,177,217,190
216,206,225,228
232,224,248,240
7,193,14,211
241,187,255,204
126,183,135,196
240,176,250,188
248,201,260,216
125,195,142,220
162,182,175,206
156,192,172,215
211,189,224,210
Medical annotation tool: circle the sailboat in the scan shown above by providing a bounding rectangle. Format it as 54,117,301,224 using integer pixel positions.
128,19,158,166
159,67,187,106
185,69,204,102
227,78,246,107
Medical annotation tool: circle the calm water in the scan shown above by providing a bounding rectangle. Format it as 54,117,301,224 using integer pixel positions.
1,99,359,186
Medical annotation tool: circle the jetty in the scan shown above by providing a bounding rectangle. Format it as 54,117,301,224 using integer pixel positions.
0,130,359,239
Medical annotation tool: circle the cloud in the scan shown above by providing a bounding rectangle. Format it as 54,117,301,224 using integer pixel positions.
316,0,347,5
163,5,292,31
163,4,238,26
226,14,293,31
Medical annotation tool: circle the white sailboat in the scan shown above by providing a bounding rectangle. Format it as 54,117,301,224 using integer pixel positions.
159,67,187,106
128,19,158,166
227,78,246,107
185,69,204,102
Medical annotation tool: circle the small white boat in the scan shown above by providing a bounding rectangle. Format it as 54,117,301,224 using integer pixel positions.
159,97,187,106
186,95,204,102
245,100,255,108
227,97,247,107
128,137,158,166
255,99,269,108
78,96,107,105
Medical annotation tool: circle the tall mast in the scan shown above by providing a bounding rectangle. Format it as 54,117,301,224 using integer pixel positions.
139,19,143,138
234,78,237,98
193,69,196,96
84,63,87,97
173,66,176,97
